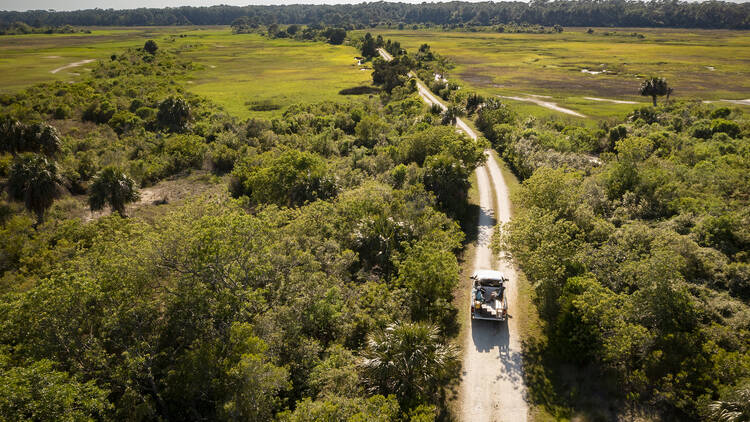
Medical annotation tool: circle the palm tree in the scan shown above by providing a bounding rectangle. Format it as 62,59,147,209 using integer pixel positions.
709,383,750,422
1,120,60,156
88,167,140,217
441,104,464,125
639,77,670,106
7,153,61,224
0,116,24,154
35,123,62,156
360,321,458,408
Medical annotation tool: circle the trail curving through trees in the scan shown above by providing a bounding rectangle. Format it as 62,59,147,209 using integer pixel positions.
377,48,528,422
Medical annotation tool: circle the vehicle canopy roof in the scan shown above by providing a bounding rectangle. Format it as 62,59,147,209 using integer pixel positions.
472,270,507,286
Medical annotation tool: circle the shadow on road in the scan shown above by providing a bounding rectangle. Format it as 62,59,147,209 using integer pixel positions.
471,318,525,386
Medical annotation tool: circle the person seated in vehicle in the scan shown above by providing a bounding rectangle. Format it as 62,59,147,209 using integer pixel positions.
489,290,498,302
475,288,484,302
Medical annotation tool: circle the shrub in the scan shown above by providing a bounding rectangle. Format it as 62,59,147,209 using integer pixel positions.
83,101,116,124
157,96,191,132
163,134,207,174
53,105,71,119
208,143,238,174
144,40,158,55
231,149,336,206
108,110,141,135
710,118,740,138
691,120,713,139
710,107,731,119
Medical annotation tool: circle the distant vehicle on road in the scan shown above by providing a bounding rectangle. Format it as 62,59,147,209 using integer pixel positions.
470,269,508,322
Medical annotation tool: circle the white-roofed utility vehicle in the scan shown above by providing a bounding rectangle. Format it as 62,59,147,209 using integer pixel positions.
470,269,508,322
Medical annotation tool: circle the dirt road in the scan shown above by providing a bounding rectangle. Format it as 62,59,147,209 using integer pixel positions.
50,59,95,74
498,94,586,118
377,48,528,421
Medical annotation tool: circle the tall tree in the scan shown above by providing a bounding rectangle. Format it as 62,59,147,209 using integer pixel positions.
360,32,377,58
144,39,158,54
88,167,140,216
639,77,670,106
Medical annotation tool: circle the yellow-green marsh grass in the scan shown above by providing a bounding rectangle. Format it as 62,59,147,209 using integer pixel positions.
0,27,196,93
171,30,372,119
357,28,750,120
0,27,373,119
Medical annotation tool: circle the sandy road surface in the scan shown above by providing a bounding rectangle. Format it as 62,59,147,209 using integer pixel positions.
584,96,639,104
377,48,528,421
50,59,95,74
498,94,586,118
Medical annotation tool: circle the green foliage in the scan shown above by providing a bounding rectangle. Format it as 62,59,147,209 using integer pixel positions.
372,56,413,93
0,39,478,422
354,115,388,148
219,323,289,421
7,153,60,223
476,98,516,147
157,96,191,132
711,118,741,138
396,241,459,324
361,321,458,408
231,149,336,207
88,167,140,216
499,101,750,420
360,32,377,58
144,39,158,55
82,100,116,124
323,27,347,45
0,117,61,156
639,76,671,106
708,381,750,422
0,358,111,421
277,395,401,422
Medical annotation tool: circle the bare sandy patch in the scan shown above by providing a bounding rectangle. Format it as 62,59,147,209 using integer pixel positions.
51,59,95,74
584,96,639,104
499,95,587,118
721,98,750,106
43,55,62,59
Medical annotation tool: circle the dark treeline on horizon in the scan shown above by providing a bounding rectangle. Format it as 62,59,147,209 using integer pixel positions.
1,0,749,30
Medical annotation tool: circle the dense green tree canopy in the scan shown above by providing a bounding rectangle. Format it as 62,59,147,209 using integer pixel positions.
2,1,749,29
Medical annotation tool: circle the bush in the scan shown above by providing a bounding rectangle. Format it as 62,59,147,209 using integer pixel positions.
53,105,71,119
710,107,731,119
163,134,207,174
157,96,191,132
711,118,740,138
144,40,158,55
83,101,116,124
108,110,141,135
231,149,337,206
208,142,238,174
691,120,713,139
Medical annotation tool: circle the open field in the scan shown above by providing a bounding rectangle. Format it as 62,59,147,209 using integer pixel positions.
0,27,372,119
172,30,372,119
359,27,750,120
0,27,195,92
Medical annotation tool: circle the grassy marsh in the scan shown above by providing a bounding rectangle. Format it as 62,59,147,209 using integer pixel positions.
0,27,373,119
358,27,750,120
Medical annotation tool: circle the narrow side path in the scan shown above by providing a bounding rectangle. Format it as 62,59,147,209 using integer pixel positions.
50,59,95,74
